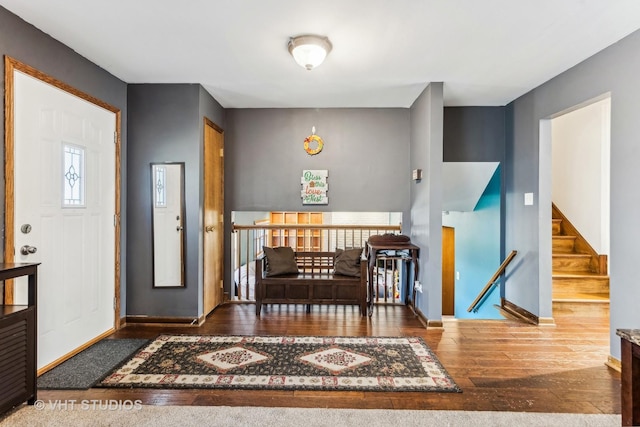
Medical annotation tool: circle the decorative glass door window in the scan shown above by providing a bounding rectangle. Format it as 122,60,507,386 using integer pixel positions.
154,166,167,207
62,144,85,207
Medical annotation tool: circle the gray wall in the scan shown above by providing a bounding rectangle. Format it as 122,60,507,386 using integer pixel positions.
127,84,202,318
224,108,411,296
444,107,505,162
409,83,444,321
507,28,640,358
225,108,410,213
0,6,129,316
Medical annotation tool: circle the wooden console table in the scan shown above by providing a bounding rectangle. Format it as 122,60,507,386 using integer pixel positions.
0,263,39,416
365,240,419,316
618,329,640,426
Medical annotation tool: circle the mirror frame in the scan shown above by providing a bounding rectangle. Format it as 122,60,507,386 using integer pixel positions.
151,162,186,288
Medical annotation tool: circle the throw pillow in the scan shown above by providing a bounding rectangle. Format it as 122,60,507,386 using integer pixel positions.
334,248,363,277
263,246,299,276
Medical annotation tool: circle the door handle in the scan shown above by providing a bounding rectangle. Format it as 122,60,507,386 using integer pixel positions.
205,225,215,233
20,245,37,256
176,226,184,232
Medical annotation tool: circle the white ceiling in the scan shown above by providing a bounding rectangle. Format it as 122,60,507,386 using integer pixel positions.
2,0,640,108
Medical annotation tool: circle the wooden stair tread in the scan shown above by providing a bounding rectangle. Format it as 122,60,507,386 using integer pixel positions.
552,292,609,302
551,203,609,319
552,253,591,258
552,272,608,279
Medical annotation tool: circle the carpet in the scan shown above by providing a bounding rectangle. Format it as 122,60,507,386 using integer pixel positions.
37,338,150,390
98,334,461,392
0,406,621,427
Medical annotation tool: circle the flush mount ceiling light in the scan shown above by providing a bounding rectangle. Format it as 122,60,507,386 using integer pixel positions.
288,35,332,70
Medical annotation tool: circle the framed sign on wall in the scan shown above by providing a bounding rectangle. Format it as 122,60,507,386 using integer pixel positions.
301,170,328,205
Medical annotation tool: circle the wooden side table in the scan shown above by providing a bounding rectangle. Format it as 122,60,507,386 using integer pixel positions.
0,263,39,416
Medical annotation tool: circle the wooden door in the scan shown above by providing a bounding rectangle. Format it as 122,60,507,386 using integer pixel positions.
203,118,224,315
442,226,455,316
6,60,119,370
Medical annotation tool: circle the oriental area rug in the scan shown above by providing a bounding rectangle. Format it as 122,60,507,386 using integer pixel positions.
98,334,461,392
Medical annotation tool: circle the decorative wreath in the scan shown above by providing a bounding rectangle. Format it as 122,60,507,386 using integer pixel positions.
304,134,324,155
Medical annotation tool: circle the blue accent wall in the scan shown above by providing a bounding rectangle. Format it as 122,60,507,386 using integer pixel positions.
443,166,501,319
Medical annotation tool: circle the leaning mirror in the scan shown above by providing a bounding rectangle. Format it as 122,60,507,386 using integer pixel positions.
151,163,185,287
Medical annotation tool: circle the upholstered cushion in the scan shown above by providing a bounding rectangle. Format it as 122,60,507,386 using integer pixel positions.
334,248,363,277
263,246,299,276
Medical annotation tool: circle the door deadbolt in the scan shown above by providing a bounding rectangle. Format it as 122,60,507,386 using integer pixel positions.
20,224,32,234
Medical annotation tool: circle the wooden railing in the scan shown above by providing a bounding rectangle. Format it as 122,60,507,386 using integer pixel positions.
231,223,402,301
467,250,518,313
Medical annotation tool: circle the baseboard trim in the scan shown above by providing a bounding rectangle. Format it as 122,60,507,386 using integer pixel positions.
427,318,444,328
196,313,206,325
410,305,443,329
125,315,205,327
537,317,556,326
606,355,621,373
499,299,539,325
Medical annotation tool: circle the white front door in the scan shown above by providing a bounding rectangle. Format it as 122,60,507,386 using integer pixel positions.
12,70,116,370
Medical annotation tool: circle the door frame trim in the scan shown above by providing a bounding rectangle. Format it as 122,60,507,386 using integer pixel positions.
202,117,224,315
3,56,122,329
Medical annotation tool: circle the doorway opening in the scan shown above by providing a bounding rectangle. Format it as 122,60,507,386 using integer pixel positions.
442,163,502,319
547,96,611,327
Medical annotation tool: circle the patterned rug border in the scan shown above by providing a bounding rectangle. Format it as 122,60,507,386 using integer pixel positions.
97,334,461,393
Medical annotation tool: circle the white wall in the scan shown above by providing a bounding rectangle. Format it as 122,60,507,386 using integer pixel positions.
551,98,610,255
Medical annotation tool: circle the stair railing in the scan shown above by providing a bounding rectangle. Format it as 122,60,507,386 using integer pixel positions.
467,250,518,313
230,223,402,301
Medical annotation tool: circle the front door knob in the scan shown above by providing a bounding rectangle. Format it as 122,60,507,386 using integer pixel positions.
20,245,37,256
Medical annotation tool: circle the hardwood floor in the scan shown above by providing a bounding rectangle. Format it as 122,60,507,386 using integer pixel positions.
38,303,620,414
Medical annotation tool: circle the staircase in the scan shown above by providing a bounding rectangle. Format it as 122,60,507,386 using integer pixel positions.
552,204,609,318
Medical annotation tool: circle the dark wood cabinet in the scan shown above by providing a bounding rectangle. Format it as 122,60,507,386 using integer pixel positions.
618,329,640,426
0,263,39,416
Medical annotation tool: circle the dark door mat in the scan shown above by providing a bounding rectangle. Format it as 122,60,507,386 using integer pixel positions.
37,338,150,389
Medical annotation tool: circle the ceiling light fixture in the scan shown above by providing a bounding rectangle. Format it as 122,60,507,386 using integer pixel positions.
288,35,332,71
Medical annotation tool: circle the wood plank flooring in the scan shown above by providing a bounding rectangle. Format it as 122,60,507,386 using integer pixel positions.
38,303,620,414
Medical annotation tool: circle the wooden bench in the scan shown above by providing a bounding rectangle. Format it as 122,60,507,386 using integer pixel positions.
255,251,367,316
